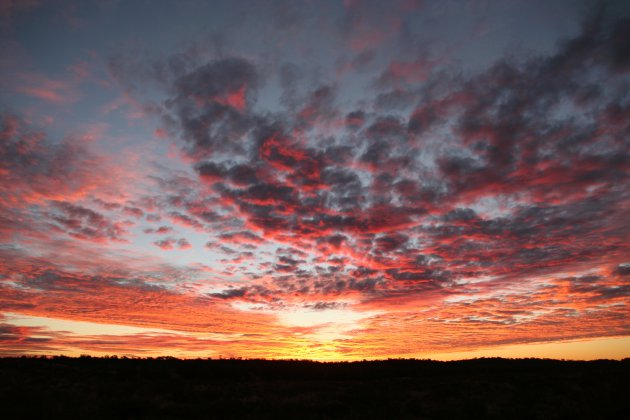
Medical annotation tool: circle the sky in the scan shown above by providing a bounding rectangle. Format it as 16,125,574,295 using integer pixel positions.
0,0,629,360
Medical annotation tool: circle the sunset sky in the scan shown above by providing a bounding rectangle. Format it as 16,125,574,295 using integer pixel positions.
1,0,629,360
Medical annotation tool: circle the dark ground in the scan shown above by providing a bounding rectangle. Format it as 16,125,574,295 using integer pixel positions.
1,357,628,419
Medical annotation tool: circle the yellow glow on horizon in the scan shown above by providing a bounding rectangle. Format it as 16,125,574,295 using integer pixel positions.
425,336,630,361
2,312,628,361
277,307,381,341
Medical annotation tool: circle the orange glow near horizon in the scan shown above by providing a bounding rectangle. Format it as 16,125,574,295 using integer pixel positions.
1,312,628,361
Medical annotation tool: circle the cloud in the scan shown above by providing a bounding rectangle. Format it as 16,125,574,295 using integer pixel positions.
153,237,192,250
3,4,630,358
87,7,630,357
210,287,248,300
47,201,128,243
0,249,278,338
12,72,81,104
615,263,630,276
144,225,173,235
164,57,259,158
0,114,100,207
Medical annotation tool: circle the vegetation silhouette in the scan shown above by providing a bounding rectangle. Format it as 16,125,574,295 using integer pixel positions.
1,356,628,419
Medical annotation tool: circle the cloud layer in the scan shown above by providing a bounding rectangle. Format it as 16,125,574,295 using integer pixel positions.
1,0,628,359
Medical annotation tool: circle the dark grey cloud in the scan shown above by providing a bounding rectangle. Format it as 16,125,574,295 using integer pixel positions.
103,8,630,304
48,201,127,242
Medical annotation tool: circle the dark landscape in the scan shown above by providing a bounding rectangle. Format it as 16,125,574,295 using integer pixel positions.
1,357,628,419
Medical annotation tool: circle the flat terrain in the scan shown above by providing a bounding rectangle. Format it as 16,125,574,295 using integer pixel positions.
1,357,628,419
